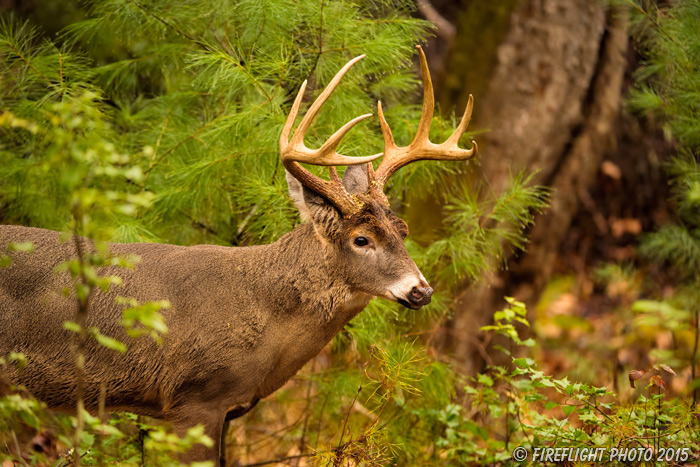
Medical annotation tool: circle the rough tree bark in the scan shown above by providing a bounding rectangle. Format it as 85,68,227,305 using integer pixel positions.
427,0,630,371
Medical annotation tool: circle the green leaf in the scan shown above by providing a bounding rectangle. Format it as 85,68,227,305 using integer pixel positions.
513,357,535,368
476,373,494,387
513,316,530,327
91,328,127,353
538,378,556,388
97,423,124,437
8,352,27,371
463,420,489,440
578,412,600,423
7,241,34,253
63,321,82,333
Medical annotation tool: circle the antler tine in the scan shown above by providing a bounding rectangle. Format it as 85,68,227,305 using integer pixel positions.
373,45,478,187
280,80,308,149
281,55,383,215
292,55,364,145
414,45,434,142
282,55,381,167
377,101,397,151
446,94,474,146
316,113,374,164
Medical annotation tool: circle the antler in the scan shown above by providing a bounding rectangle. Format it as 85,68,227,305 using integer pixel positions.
370,45,478,190
281,46,477,216
280,55,382,215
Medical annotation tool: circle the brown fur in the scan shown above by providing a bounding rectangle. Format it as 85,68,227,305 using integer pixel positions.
0,169,428,464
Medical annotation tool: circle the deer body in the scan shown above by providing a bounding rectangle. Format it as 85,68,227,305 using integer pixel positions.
0,222,375,458
0,46,476,465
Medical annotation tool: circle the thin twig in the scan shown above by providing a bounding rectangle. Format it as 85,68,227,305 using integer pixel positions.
295,360,317,465
129,0,204,47
417,0,456,41
11,431,29,467
241,433,366,467
313,392,330,449
129,0,272,101
5,41,52,85
179,209,220,237
692,307,699,406
304,0,325,87
58,50,65,99
624,0,684,50
656,386,661,452
71,208,92,467
216,53,272,101
583,398,614,424
57,450,89,467
143,118,218,175
243,453,316,467
96,380,107,467
141,112,171,188
622,428,682,443
337,384,362,452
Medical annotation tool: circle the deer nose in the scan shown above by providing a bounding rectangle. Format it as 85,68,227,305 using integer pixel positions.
408,285,433,306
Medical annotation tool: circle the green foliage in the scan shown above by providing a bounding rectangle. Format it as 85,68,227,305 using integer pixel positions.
624,0,700,401
0,0,550,465
0,72,190,466
512,5,700,466
627,0,700,274
481,296,535,349
426,172,549,289
434,300,700,465
0,390,214,466
626,0,700,149
0,0,437,246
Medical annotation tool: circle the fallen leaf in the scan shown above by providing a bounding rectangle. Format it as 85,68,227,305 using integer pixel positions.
610,217,642,238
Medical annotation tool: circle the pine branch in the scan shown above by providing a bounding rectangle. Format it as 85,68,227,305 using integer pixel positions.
128,0,206,49
4,39,52,86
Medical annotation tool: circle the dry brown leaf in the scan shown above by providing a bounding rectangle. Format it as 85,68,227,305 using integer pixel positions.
610,217,642,237
601,160,622,180
629,369,645,388
657,363,677,376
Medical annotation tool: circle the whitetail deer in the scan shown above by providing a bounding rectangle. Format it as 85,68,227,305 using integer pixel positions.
0,46,476,465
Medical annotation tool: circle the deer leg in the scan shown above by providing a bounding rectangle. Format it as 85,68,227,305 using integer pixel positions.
170,405,224,467
219,397,260,465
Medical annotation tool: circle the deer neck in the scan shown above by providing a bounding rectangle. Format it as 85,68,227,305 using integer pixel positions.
257,222,371,337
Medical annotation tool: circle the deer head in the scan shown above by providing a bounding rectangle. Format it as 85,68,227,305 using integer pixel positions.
281,46,477,309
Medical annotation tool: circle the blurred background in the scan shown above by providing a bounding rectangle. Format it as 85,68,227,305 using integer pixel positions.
1,0,698,465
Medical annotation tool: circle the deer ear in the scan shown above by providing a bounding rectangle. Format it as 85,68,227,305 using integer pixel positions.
298,166,368,239
286,170,341,236
302,185,342,237
286,170,311,221
342,164,369,194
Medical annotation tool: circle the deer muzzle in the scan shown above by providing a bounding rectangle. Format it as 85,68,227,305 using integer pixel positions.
388,274,433,309
408,285,433,307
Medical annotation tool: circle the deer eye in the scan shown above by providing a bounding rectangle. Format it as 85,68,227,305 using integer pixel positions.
354,236,369,247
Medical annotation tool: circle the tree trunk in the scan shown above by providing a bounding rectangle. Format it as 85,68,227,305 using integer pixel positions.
430,0,630,372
